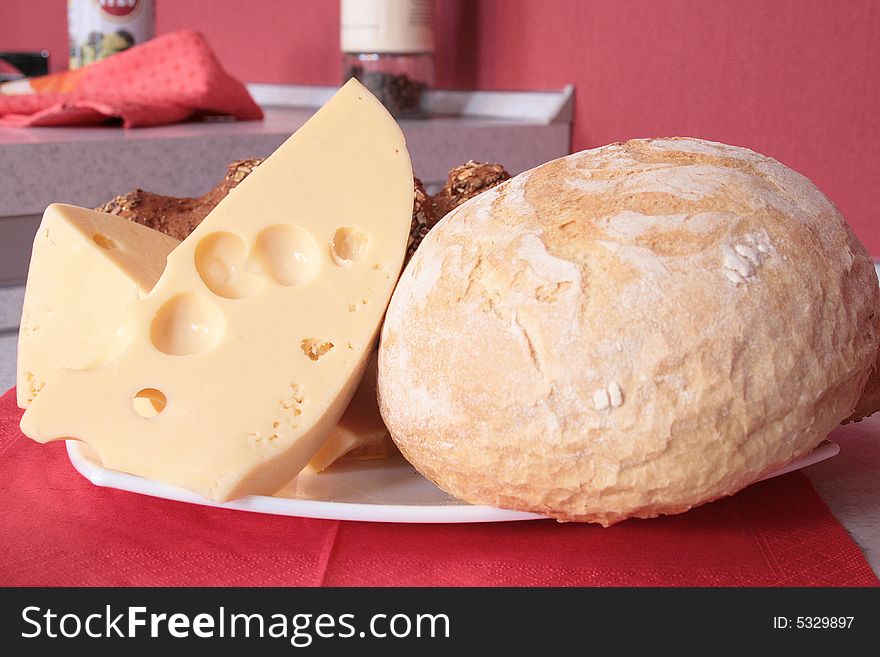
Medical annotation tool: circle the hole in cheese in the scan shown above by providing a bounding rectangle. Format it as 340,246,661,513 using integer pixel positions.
331,227,369,265
132,388,167,418
301,338,334,361
93,233,119,250
195,231,262,299
247,224,321,286
150,293,225,356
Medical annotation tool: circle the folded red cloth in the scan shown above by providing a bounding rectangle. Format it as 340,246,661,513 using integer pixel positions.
0,388,875,586
0,31,263,128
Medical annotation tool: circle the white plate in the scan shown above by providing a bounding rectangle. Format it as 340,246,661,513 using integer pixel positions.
65,439,840,523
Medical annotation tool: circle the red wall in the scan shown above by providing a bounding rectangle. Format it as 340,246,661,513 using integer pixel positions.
3,1,879,253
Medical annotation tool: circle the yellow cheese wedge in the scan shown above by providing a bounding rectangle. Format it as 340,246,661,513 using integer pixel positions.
17,202,387,471
16,204,179,408
21,79,414,501
306,353,396,472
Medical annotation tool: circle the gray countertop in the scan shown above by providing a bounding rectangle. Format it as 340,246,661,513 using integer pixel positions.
0,107,571,215
0,333,15,399
0,84,574,217
0,84,573,286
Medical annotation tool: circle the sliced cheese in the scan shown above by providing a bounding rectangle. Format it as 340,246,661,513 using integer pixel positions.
20,79,414,501
16,204,179,408
306,352,396,472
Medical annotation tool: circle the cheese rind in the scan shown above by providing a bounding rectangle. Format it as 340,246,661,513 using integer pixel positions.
16,204,179,408
20,80,414,502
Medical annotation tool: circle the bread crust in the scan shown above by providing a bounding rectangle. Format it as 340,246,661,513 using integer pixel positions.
378,137,880,525
843,351,880,423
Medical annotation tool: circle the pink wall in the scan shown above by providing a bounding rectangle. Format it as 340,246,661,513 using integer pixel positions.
3,1,879,253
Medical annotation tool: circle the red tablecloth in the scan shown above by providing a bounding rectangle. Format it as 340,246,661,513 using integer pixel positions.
0,387,875,586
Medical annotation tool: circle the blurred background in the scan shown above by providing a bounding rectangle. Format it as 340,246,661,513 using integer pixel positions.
2,0,878,251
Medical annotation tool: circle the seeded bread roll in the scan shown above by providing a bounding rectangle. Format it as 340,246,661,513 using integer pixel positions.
431,160,511,218
96,159,263,240
378,137,880,525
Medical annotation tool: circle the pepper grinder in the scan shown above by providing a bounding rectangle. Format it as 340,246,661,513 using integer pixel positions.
341,0,435,118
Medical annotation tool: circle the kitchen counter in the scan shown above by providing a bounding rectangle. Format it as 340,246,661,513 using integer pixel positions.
0,84,573,285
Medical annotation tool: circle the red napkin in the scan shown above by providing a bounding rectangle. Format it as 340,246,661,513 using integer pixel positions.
0,387,875,586
0,31,263,128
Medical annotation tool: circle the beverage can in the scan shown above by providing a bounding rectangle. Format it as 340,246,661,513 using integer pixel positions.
68,0,155,69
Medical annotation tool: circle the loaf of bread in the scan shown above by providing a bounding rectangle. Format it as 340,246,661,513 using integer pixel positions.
99,158,510,262
378,137,880,525
431,160,511,218
96,159,262,240
844,351,880,423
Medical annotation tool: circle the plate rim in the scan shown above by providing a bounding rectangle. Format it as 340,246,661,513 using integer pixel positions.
65,439,840,524
65,440,545,523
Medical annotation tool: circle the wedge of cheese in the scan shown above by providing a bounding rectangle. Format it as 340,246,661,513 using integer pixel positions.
19,203,388,472
306,352,396,472
17,204,179,408
21,79,414,501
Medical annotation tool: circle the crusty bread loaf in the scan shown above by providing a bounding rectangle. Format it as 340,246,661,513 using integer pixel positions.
378,137,880,525
844,350,880,423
